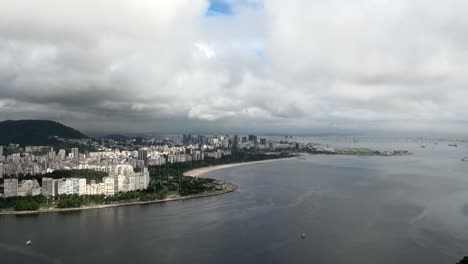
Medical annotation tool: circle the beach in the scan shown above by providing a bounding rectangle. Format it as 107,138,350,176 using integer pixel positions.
183,157,294,177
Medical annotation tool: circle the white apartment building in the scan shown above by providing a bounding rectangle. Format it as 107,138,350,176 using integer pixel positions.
42,177,56,196
17,180,41,197
103,177,114,196
128,175,136,191
3,178,18,197
114,175,125,193
57,178,73,195
112,165,134,177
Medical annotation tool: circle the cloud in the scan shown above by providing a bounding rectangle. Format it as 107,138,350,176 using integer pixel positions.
194,42,216,59
0,0,467,135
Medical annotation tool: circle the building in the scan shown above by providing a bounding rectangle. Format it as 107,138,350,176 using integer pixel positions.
248,135,258,144
57,178,73,195
78,179,87,195
71,178,87,195
114,175,125,193
18,180,41,197
0,163,4,178
233,135,239,148
141,168,150,190
71,148,79,161
58,149,66,160
103,177,115,196
42,177,56,197
198,135,206,144
113,165,134,176
87,180,98,195
0,146,3,156
138,149,148,166
128,175,136,191
3,178,18,197
96,182,106,195
48,150,56,161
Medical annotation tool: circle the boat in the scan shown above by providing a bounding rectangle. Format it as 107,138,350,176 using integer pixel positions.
420,145,426,148
26,240,32,245
301,233,306,239
448,144,458,147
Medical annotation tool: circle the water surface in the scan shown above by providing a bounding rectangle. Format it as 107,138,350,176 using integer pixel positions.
1,141,467,263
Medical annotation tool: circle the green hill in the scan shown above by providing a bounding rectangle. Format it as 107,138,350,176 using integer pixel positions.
0,120,88,145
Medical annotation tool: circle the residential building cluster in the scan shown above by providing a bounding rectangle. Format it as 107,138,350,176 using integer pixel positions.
0,133,295,199
1,166,149,198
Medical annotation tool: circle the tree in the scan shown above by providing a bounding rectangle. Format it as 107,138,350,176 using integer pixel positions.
14,200,40,211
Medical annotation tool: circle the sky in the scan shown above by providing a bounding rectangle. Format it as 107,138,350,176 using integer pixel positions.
0,0,468,136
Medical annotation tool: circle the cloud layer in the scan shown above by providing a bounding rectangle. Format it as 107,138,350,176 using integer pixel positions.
0,0,467,135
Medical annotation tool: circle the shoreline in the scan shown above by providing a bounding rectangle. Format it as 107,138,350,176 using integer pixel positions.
0,183,238,216
183,157,294,177
0,157,293,216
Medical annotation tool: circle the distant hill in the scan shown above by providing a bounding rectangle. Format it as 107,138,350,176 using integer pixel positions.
0,120,88,146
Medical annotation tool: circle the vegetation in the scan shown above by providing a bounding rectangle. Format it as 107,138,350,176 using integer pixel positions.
57,198,83,208
0,196,47,211
14,200,40,211
335,147,376,155
458,257,468,264
0,120,88,145
47,138,97,153
39,170,107,182
148,150,293,196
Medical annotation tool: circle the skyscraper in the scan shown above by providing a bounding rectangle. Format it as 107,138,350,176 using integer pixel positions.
138,149,148,166
233,135,239,149
71,148,79,160
248,134,257,142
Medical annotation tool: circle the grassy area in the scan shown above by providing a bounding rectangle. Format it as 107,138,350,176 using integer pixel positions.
336,147,376,155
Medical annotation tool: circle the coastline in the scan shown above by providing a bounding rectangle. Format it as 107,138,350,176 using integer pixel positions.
0,183,237,216
0,157,293,216
183,157,294,177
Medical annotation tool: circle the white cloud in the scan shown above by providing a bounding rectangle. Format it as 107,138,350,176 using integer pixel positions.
0,0,468,135
194,42,216,59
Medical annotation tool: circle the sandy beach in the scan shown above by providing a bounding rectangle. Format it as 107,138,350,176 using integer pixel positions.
184,157,294,177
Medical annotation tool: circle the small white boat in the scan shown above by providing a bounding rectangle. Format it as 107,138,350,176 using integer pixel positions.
301,233,306,239
26,240,32,245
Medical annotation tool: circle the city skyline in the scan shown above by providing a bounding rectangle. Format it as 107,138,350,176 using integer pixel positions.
1,0,468,136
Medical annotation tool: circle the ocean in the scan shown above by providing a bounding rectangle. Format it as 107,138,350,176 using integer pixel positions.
1,139,467,263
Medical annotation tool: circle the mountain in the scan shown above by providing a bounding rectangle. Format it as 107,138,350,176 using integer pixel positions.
0,120,88,145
